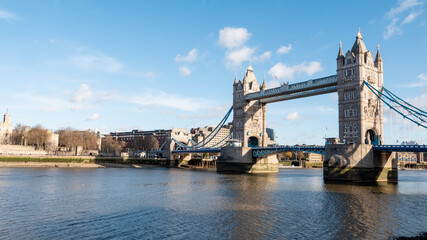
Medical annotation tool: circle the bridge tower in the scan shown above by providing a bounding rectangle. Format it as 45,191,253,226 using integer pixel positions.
217,65,277,173
337,29,383,145
325,30,396,182
233,65,268,147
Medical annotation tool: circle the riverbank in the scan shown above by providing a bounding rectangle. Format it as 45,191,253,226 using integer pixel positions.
0,156,172,168
0,162,152,168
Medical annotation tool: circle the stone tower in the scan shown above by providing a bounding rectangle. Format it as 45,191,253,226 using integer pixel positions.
233,65,268,147
336,30,383,145
0,110,12,144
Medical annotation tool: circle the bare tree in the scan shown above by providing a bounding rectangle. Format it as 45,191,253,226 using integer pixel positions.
141,136,159,151
101,136,126,152
26,125,49,150
57,128,99,150
11,123,30,145
296,151,305,160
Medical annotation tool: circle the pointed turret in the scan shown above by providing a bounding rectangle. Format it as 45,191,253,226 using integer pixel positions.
374,44,382,63
337,41,344,60
351,28,367,54
375,44,383,71
234,73,237,84
261,75,267,90
3,109,10,124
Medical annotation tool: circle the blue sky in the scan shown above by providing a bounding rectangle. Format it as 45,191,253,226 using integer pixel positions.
0,0,426,145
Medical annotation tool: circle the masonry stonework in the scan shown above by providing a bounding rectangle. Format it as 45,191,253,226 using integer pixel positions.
233,66,268,148
337,30,383,145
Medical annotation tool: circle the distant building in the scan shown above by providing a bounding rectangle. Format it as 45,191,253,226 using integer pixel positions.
109,128,189,148
45,129,59,151
325,137,340,144
266,128,276,146
0,111,12,144
397,141,425,164
190,123,232,148
305,152,324,162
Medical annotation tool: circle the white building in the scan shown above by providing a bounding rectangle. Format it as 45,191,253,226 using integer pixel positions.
0,111,12,144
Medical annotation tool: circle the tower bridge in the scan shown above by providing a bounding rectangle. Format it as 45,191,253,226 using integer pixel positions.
171,30,426,182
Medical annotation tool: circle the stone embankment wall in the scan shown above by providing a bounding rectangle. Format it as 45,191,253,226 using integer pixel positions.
0,144,48,156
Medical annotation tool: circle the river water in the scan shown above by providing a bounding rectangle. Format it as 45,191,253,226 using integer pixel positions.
0,167,426,240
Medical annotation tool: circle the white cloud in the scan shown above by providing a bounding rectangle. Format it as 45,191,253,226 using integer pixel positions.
179,66,191,77
384,0,424,39
225,47,255,69
70,54,123,72
303,61,323,76
97,91,116,102
130,89,214,112
87,113,100,121
418,73,427,81
316,106,335,113
128,71,155,79
175,48,198,62
269,63,295,81
268,61,323,81
402,10,423,24
267,79,281,88
384,18,402,39
14,93,71,113
387,0,422,18
218,27,251,49
71,84,92,103
402,73,427,87
0,9,17,22
254,51,272,62
277,44,292,54
407,94,427,109
285,112,299,121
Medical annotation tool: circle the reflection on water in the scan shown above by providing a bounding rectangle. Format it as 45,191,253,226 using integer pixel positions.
0,167,426,239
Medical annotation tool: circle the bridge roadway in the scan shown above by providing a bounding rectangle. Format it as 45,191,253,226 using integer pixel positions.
245,75,338,104
172,144,427,157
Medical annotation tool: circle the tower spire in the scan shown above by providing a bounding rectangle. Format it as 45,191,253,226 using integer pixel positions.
262,75,267,90
375,44,382,63
337,41,344,59
351,28,367,54
234,73,237,84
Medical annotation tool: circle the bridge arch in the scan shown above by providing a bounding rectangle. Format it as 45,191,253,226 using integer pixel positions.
248,136,259,147
365,129,379,145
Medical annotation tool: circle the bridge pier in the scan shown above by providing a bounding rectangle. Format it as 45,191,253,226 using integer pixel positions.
323,144,397,182
217,147,278,173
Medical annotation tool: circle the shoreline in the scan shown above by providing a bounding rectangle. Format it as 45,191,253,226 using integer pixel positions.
0,161,155,168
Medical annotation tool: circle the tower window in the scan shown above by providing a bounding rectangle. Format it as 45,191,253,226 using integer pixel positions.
249,82,253,89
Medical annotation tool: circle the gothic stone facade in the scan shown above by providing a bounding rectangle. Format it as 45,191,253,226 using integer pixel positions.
233,66,268,147
0,112,12,144
337,30,383,145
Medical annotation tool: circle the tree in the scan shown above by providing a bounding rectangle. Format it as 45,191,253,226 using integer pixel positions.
57,128,99,150
11,123,30,145
284,151,293,160
26,125,49,150
296,151,305,160
101,136,126,152
141,136,159,151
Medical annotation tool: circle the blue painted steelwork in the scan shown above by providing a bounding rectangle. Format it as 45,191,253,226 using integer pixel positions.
158,141,166,151
363,80,426,128
373,145,427,152
252,145,326,157
252,144,427,157
191,106,233,148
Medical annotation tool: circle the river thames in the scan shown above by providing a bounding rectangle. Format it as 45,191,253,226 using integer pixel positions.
0,167,426,239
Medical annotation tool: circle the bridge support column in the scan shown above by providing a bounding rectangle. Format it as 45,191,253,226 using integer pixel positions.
324,144,397,182
217,147,278,173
